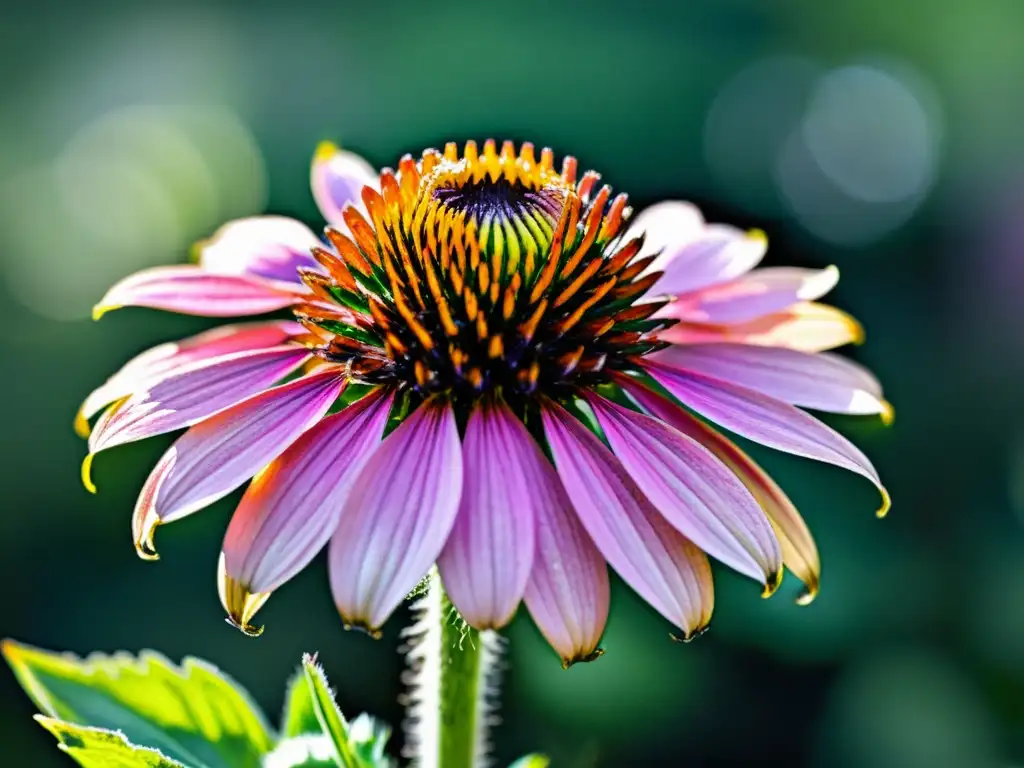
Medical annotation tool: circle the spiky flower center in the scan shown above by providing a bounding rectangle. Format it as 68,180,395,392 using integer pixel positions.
296,140,672,408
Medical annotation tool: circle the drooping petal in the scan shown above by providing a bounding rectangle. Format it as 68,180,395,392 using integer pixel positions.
540,401,714,638
88,346,311,455
310,142,379,227
658,266,840,325
131,369,345,559
77,321,304,437
623,201,767,296
328,400,462,634
437,400,537,630
219,388,393,635
619,377,821,603
656,302,864,352
652,344,890,419
523,464,610,667
93,266,302,319
586,393,782,590
646,362,890,516
197,216,320,285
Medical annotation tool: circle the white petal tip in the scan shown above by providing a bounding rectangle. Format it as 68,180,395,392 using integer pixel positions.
795,581,820,606
132,507,161,561
670,624,711,644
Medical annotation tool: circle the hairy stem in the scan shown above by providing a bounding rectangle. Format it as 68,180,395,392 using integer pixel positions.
403,569,502,767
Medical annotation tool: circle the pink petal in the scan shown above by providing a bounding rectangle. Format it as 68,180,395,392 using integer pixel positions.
523,464,610,668
540,401,714,638
658,266,839,324
646,362,890,516
88,346,310,455
310,142,379,227
131,369,345,559
437,400,537,630
219,389,393,634
328,400,463,633
656,301,864,352
623,201,767,296
652,343,889,418
93,266,301,319
586,393,782,590
197,216,320,285
621,378,820,604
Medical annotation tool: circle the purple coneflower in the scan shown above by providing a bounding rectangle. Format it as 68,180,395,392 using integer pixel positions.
81,139,889,667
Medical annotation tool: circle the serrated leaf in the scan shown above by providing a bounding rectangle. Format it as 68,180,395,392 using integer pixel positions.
508,755,550,768
301,654,361,768
3,641,273,768
34,716,185,767
282,669,322,738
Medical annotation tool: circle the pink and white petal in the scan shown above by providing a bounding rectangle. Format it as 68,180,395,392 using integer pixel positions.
88,346,310,454
622,201,705,265
523,463,610,667
93,266,301,319
619,377,821,603
586,393,781,590
219,389,393,634
541,402,714,638
77,321,303,435
198,216,320,285
131,368,345,559
651,228,769,297
652,344,888,417
646,363,890,516
659,266,840,325
328,400,463,633
437,400,537,630
657,302,864,352
623,201,767,295
310,142,379,227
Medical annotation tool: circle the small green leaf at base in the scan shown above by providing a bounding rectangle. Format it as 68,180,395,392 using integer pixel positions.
508,755,551,768
282,669,324,738
3,640,273,768
34,716,186,767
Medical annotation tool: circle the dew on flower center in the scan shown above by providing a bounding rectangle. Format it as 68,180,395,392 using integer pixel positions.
294,140,674,408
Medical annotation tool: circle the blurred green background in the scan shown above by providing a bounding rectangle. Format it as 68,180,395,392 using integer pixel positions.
2,0,1023,765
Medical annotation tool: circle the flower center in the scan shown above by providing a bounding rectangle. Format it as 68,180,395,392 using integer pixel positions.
295,140,673,406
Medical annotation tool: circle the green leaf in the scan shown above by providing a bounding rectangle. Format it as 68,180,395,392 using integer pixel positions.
34,716,185,767
281,669,322,738
508,755,551,768
3,641,274,768
300,654,361,768
347,714,391,766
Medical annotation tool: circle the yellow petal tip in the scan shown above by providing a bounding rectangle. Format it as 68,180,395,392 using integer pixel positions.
796,581,819,606
314,140,340,163
761,568,784,598
73,409,91,439
561,647,605,669
132,507,161,561
341,618,383,640
876,487,892,518
747,228,768,245
80,454,97,494
881,400,895,426
91,304,119,321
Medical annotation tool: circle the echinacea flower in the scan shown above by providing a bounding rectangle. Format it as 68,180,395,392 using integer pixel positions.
81,139,889,667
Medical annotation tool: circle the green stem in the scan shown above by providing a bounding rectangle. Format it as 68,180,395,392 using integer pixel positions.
403,569,501,767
